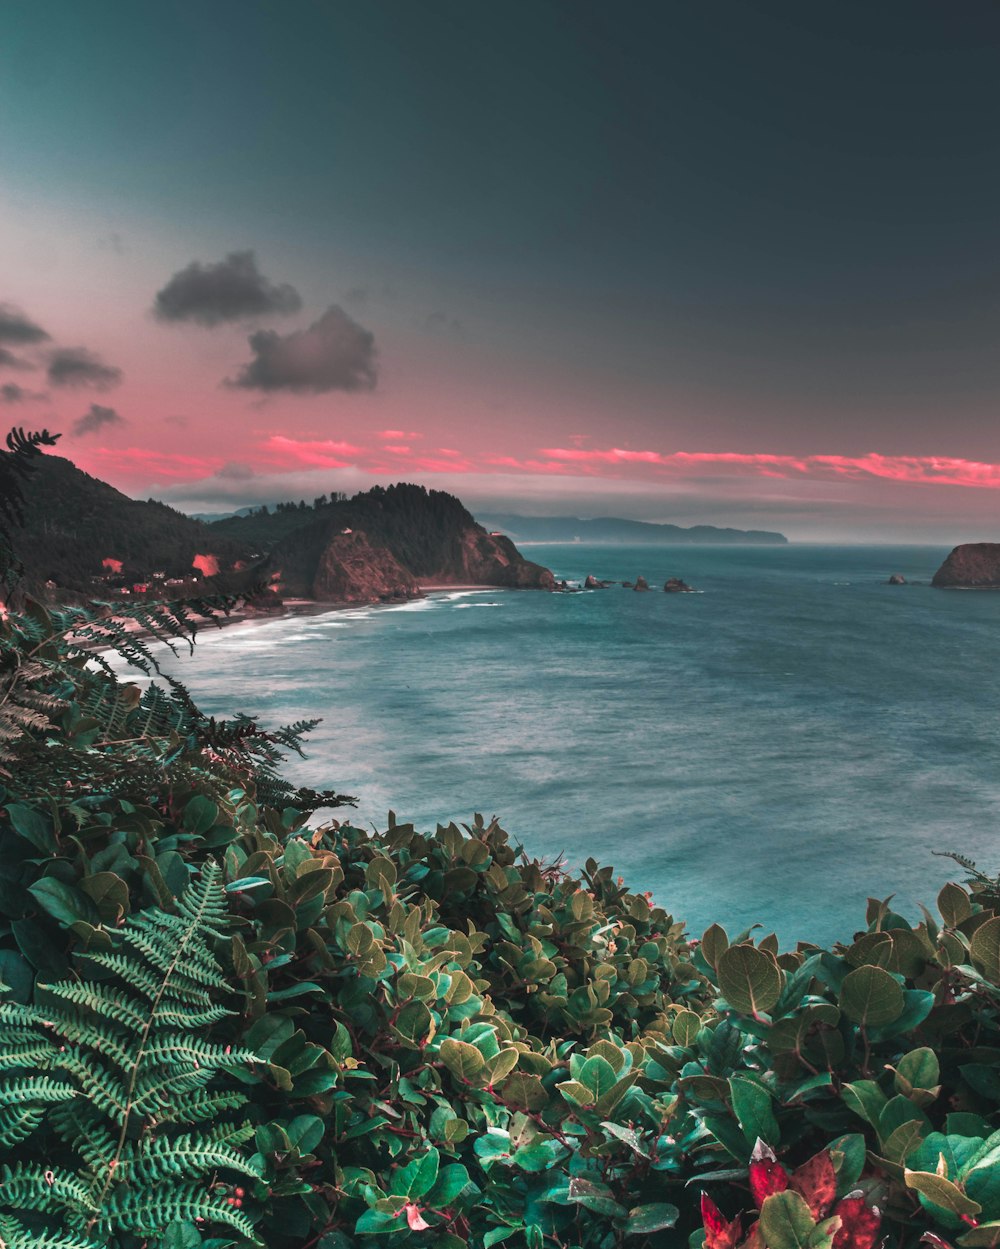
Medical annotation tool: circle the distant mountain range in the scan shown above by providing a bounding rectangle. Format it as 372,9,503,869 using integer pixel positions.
474,513,788,545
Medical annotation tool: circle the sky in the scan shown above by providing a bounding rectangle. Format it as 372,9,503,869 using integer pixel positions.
3,0,1000,541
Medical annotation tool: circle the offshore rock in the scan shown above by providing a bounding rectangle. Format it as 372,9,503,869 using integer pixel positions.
664,577,694,592
932,544,1000,589
887,573,906,585
634,576,650,591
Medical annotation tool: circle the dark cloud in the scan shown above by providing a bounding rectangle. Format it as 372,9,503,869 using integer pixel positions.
72,403,125,436
0,382,45,403
228,305,378,394
47,347,122,390
0,347,34,370
0,303,50,345
217,460,255,480
153,250,302,326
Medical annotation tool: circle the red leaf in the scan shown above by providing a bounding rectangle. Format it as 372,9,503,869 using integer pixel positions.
405,1204,430,1231
832,1198,881,1249
790,1150,838,1219
702,1192,744,1249
749,1159,790,1209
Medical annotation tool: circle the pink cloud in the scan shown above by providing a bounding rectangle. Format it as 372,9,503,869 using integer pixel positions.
523,447,1000,489
378,428,421,440
382,444,412,454
260,435,363,469
85,447,222,478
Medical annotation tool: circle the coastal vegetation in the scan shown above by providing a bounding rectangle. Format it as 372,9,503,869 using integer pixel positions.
2,429,1000,1249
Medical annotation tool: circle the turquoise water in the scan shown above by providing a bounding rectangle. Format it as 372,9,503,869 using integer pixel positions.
132,544,1000,946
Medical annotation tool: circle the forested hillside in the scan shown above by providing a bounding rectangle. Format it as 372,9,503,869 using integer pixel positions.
12,452,254,590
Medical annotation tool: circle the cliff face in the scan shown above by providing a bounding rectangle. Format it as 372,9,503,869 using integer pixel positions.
262,484,554,602
266,530,420,602
932,544,1000,588
428,529,555,588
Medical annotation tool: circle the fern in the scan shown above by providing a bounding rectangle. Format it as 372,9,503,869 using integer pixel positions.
934,849,1000,908
0,863,263,1244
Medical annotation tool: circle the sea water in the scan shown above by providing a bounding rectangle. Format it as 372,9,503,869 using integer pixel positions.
123,544,1000,946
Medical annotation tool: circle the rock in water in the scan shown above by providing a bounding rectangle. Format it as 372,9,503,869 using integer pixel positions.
664,577,694,592
887,573,906,585
584,574,601,588
932,544,1000,588
634,576,650,591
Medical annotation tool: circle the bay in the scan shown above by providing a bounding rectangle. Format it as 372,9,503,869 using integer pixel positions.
128,543,1000,946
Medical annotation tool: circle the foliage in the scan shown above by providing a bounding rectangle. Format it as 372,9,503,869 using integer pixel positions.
4,445,253,592
0,861,260,1247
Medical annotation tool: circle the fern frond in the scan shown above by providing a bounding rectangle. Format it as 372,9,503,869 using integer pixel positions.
36,981,149,1032
0,1163,95,1216
117,1130,263,1185
151,1087,249,1125
99,1182,259,1240
0,1105,46,1149
0,1078,77,1107
0,1211,98,1249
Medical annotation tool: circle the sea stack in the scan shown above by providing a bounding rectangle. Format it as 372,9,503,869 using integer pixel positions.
887,574,906,585
634,576,650,591
664,577,694,592
932,544,1000,588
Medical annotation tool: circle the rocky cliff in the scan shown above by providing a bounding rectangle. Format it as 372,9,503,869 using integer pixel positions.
262,484,554,601
932,544,1000,588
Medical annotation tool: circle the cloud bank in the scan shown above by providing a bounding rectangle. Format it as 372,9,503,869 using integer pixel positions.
228,305,378,393
72,403,125,436
48,347,122,390
0,303,50,345
153,250,302,326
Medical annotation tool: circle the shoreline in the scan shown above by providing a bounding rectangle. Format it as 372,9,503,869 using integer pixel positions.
79,584,502,656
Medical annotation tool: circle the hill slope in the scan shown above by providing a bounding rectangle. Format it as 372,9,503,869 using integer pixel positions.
14,454,253,590
260,484,555,600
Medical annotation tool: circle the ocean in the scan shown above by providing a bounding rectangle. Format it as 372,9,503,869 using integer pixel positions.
125,544,1000,947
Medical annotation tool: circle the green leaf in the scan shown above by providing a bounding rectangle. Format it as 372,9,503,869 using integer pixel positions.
672,1009,702,1046
355,1207,406,1235
159,1221,203,1249
28,877,98,927
839,964,904,1027
895,1047,940,1093
392,1148,439,1199
5,804,56,852
626,1203,680,1234
182,794,219,835
904,1168,982,1218
565,1178,627,1218
439,1038,485,1083
938,882,972,927
759,1191,837,1249
970,916,1000,983
717,944,783,1015
841,1079,888,1127
428,1163,473,1207
729,1073,779,1147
